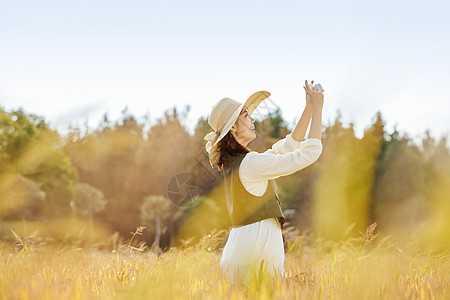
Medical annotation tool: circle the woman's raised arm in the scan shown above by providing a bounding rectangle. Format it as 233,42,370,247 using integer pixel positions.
305,79,324,140
291,102,312,142
291,79,324,141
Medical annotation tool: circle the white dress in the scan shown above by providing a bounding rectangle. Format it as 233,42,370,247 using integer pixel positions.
219,134,323,283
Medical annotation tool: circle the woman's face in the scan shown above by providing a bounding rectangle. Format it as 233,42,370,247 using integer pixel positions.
230,106,256,147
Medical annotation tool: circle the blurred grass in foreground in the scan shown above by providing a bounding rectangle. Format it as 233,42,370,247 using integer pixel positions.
1,224,449,300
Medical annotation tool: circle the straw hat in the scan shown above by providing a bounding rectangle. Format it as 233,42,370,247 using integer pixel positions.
204,91,270,167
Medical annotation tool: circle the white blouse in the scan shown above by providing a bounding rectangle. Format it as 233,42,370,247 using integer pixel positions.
240,134,323,196
220,134,322,283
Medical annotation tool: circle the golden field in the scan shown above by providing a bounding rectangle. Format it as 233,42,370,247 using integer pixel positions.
1,224,449,300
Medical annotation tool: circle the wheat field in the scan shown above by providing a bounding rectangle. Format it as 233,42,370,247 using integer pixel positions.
1,224,449,300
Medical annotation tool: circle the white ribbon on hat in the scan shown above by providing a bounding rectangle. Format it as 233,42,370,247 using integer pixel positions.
204,131,219,154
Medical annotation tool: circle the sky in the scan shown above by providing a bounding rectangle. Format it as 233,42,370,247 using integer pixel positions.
1,0,449,143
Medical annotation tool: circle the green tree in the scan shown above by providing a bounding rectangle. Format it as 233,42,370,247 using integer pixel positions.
0,107,77,218
251,108,289,152
0,108,47,170
371,126,426,238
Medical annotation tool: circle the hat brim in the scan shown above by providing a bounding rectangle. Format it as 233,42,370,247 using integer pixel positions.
245,91,271,115
210,91,271,149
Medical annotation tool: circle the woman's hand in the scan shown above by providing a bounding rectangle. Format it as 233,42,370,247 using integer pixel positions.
304,79,324,139
304,80,312,108
304,79,324,109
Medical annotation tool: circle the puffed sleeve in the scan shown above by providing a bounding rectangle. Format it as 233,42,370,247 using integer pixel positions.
263,133,308,155
240,138,322,182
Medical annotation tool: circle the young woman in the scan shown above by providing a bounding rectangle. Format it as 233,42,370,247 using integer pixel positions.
204,80,324,285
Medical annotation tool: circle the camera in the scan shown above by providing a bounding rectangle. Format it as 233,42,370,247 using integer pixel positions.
309,83,324,93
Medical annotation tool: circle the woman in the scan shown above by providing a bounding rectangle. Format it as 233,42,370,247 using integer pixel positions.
204,80,324,285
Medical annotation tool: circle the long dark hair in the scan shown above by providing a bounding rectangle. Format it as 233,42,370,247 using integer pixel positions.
217,131,251,171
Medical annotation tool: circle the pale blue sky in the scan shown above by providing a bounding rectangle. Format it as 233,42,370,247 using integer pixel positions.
1,0,449,141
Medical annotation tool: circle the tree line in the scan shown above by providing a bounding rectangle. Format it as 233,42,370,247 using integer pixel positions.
0,105,449,249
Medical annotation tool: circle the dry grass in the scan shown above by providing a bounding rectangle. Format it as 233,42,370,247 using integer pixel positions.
0,224,449,300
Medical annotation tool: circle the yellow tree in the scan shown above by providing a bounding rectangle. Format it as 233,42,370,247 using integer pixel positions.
313,111,384,240
73,182,108,239
419,135,450,248
140,195,173,249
